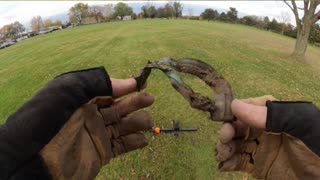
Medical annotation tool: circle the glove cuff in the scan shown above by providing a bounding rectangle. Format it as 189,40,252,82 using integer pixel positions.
8,155,52,179
266,101,320,156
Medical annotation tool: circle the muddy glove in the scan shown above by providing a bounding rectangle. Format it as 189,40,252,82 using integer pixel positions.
40,93,154,180
216,96,320,179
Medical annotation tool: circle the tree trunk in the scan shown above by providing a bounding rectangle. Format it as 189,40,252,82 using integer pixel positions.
292,22,312,57
78,17,82,25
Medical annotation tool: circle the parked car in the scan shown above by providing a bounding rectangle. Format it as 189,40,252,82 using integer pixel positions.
27,31,38,37
0,41,16,49
39,30,51,35
16,36,28,42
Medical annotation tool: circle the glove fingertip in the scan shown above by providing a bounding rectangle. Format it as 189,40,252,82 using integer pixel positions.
219,123,235,143
122,133,149,152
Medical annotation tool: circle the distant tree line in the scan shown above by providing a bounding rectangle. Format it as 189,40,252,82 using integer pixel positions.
201,8,237,23
200,7,320,47
0,22,25,41
1,1,319,50
68,2,136,25
29,15,63,33
0,1,183,41
68,1,183,26
140,2,182,19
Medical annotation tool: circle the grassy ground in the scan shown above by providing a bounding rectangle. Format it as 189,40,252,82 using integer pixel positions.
0,19,319,179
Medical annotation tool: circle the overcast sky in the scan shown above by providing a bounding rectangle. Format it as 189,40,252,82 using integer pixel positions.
0,1,305,27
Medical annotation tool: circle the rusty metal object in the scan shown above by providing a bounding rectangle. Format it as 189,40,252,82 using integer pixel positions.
135,58,234,122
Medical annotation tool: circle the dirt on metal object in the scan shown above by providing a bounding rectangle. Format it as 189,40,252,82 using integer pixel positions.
135,58,235,122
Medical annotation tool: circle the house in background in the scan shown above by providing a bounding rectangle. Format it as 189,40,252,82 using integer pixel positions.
82,17,99,25
39,26,62,35
123,16,131,21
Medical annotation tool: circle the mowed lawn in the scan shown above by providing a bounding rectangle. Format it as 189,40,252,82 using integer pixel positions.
0,19,320,179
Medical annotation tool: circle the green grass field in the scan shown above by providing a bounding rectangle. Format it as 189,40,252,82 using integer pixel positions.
0,19,320,179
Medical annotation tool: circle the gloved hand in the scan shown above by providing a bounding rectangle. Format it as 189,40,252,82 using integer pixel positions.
40,93,154,180
216,95,320,179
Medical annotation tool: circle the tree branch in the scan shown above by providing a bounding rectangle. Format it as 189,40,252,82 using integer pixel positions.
309,0,320,23
284,0,301,27
284,0,294,12
303,0,309,14
313,10,320,23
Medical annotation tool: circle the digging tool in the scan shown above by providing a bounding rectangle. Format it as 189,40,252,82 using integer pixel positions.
150,120,197,136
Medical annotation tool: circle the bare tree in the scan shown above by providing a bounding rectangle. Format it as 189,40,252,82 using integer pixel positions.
102,4,114,19
284,0,320,57
30,16,44,32
0,27,5,40
69,3,89,25
89,5,104,23
12,21,25,36
141,2,157,18
0,24,14,39
164,3,174,18
278,11,291,35
0,22,25,39
172,1,183,18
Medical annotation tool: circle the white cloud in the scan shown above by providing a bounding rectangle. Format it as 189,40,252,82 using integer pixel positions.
0,1,308,27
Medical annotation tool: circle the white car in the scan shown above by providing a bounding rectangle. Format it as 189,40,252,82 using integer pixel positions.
0,41,16,49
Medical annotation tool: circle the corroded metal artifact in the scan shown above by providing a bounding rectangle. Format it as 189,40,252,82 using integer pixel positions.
135,58,234,122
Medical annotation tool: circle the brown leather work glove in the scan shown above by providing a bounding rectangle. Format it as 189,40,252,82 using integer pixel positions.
40,93,154,180
216,96,320,179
